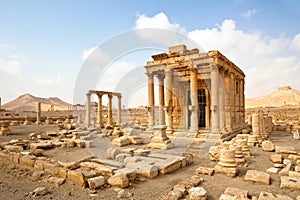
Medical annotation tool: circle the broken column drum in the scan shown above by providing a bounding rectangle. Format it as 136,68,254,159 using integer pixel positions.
215,148,238,177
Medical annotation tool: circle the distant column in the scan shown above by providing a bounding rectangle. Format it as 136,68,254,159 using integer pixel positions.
211,65,220,133
117,95,122,126
219,83,225,130
35,102,41,125
157,74,165,125
165,69,173,133
0,97,1,110
97,93,103,127
190,67,198,132
224,72,232,131
147,73,155,129
85,92,91,127
107,94,113,126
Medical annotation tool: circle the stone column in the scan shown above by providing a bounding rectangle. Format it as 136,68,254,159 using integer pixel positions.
252,113,261,142
219,80,225,130
85,92,91,128
35,102,41,125
117,95,122,126
211,65,220,133
107,94,113,126
190,67,198,132
156,74,165,125
147,73,155,128
0,97,2,110
165,69,173,133
224,73,232,131
97,93,103,127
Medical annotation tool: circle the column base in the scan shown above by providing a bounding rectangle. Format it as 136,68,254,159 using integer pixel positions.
148,140,174,150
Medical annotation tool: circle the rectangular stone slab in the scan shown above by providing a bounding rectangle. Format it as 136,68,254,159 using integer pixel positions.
280,176,300,190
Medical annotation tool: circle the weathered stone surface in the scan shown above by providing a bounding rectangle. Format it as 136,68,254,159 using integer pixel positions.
29,142,54,149
262,141,275,152
244,170,270,185
126,162,158,178
33,187,48,196
107,173,129,188
293,131,300,140
188,187,207,200
45,177,65,187
9,153,20,164
280,176,300,190
91,158,125,168
173,184,186,194
57,167,68,178
133,149,150,156
209,146,221,161
87,176,105,189
219,194,234,200
196,167,214,176
155,159,182,175
114,168,137,181
19,155,36,167
270,154,282,163
106,147,122,159
112,136,131,147
115,153,131,162
224,187,248,197
258,191,293,200
289,171,300,177
166,190,183,200
67,170,86,188
266,167,279,174
189,175,204,187
80,162,116,176
34,160,46,171
4,145,23,152
279,163,292,176
275,146,297,155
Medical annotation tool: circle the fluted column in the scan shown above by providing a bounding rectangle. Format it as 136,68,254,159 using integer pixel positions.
211,65,220,132
219,81,225,130
107,94,113,126
97,93,103,127
224,73,232,131
117,95,122,126
85,93,91,127
147,73,155,128
190,67,198,132
165,69,173,132
157,74,165,125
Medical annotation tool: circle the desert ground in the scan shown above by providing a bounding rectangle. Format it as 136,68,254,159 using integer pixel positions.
0,120,300,200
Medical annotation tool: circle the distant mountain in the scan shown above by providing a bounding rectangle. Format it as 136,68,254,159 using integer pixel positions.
2,93,72,111
245,86,300,108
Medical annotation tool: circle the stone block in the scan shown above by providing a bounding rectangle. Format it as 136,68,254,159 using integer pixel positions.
224,187,248,197
219,194,234,200
33,187,48,196
244,170,270,185
19,155,36,167
258,191,293,200
262,141,275,152
34,160,46,171
29,142,54,149
87,176,105,189
288,171,300,177
43,162,59,175
126,162,158,178
91,158,125,168
112,136,131,147
155,159,182,175
4,145,23,153
0,151,9,161
106,147,122,160
133,149,150,156
107,173,129,188
270,154,282,163
279,163,292,176
266,167,279,174
275,146,297,156
188,187,207,200
280,176,300,190
45,177,65,187
293,131,300,140
80,162,116,176
57,167,68,178
196,167,214,176
114,168,137,181
115,153,131,162
67,170,86,188
9,154,20,164
166,190,182,200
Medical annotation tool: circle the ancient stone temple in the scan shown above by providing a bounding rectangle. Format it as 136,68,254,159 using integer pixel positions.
145,45,245,140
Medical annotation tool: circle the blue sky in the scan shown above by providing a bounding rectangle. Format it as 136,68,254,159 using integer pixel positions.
1,0,300,106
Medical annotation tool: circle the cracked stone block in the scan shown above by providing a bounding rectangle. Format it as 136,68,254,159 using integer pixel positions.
244,170,270,185
280,176,300,190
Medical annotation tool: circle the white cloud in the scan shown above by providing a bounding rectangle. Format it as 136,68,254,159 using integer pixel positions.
242,9,257,18
82,46,111,64
291,33,300,51
32,76,61,86
135,12,186,34
0,59,21,75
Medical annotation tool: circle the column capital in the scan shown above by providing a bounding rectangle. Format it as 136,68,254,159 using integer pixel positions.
210,64,219,72
86,92,91,97
156,73,165,80
146,72,154,79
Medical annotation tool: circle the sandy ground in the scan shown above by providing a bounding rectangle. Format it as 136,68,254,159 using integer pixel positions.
0,124,300,199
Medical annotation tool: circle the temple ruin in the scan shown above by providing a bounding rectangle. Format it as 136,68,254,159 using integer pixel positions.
145,45,246,140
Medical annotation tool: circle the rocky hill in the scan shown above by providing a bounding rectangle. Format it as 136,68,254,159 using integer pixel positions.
2,94,72,111
245,86,300,108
